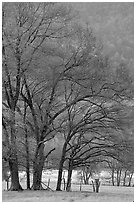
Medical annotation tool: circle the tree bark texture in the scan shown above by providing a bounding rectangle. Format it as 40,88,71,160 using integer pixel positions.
24,101,31,189
56,142,67,191
32,144,45,190
26,167,30,190
9,110,23,191
66,163,73,192
25,131,30,189
9,159,23,191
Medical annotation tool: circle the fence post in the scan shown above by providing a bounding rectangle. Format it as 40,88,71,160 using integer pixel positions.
80,181,82,191
47,178,50,188
80,173,83,191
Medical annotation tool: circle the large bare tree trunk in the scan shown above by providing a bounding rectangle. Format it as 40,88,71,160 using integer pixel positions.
26,165,30,190
66,165,73,192
24,102,31,190
56,142,67,191
26,135,30,190
9,111,23,191
2,16,22,190
9,159,23,191
32,142,55,190
32,144,45,190
24,129,31,190
9,110,23,191
3,105,23,191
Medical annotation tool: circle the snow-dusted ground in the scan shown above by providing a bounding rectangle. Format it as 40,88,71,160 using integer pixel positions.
2,185,134,202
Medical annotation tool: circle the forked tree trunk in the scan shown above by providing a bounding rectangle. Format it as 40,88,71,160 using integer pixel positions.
32,144,45,190
84,178,89,185
83,171,90,185
128,172,133,187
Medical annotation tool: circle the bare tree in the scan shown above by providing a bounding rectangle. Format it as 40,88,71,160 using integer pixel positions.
2,2,133,192
2,2,76,190
55,57,133,191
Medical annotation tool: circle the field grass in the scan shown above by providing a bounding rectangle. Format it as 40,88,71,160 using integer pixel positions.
2,185,134,202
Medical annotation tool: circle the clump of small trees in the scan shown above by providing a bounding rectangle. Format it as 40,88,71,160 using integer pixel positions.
2,2,133,191
107,139,134,187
